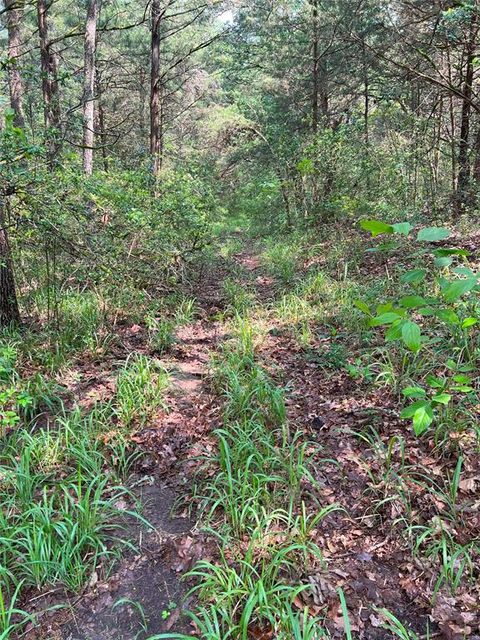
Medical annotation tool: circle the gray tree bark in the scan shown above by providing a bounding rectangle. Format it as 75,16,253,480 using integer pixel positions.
5,0,25,128
83,0,101,175
150,0,164,179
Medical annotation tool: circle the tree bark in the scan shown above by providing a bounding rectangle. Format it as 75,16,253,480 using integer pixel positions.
83,0,101,175
150,0,163,179
5,0,25,128
0,200,20,327
37,0,61,167
311,0,319,134
98,97,109,172
456,8,478,211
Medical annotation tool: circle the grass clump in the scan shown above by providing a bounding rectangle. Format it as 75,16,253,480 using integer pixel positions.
115,354,169,428
0,405,147,637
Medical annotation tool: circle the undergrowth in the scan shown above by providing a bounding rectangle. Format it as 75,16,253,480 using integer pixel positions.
0,330,168,638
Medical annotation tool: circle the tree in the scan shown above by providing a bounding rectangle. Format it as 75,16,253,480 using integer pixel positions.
4,0,25,128
150,0,163,179
83,0,102,175
456,6,479,211
37,0,61,166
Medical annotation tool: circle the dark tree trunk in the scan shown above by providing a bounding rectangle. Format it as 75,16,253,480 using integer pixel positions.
0,201,20,327
456,9,478,211
150,0,164,179
473,124,480,185
83,0,101,175
5,0,25,128
37,0,61,167
98,97,109,172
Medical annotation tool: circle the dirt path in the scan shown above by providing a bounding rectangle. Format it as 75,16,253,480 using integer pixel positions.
31,249,235,640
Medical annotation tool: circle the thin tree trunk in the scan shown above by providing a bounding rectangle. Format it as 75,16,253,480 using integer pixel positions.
150,0,163,179
83,0,101,175
98,97,109,172
472,124,480,184
446,45,457,195
0,200,20,327
37,0,61,167
456,9,478,211
5,0,25,128
311,0,319,134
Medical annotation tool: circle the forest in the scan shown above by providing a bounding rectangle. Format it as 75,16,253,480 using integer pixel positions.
0,0,480,638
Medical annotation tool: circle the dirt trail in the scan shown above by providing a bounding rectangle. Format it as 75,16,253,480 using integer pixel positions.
32,250,237,640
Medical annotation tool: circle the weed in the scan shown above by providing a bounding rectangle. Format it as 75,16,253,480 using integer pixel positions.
115,355,169,427
222,279,255,315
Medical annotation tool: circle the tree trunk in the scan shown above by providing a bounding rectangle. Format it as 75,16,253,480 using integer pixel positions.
472,124,480,185
0,200,20,327
83,0,101,175
150,0,164,179
5,0,25,128
37,0,61,167
456,9,478,211
98,97,109,172
311,0,319,134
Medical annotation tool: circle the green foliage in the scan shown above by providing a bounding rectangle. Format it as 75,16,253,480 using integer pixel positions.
0,404,146,601
359,220,479,437
115,355,169,428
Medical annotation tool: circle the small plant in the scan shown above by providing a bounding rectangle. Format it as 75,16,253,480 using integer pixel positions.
372,607,425,639
113,598,149,637
0,578,32,639
115,355,169,427
262,238,302,287
400,373,474,436
146,316,176,354
222,279,255,314
174,297,197,325
161,601,177,620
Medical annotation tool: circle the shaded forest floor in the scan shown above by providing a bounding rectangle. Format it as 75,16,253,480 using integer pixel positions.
9,227,480,640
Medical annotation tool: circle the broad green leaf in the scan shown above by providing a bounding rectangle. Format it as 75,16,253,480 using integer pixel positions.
402,321,421,352
360,219,393,237
452,385,475,393
400,269,426,284
376,302,394,314
453,374,471,384
399,295,427,309
434,257,453,268
392,222,413,236
432,393,451,405
418,307,435,316
453,266,475,277
385,320,403,341
353,299,371,315
426,374,445,389
434,308,460,325
369,312,402,327
412,404,434,436
441,278,477,303
417,227,451,242
402,386,426,398
462,317,478,329
433,248,469,257
400,399,428,419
